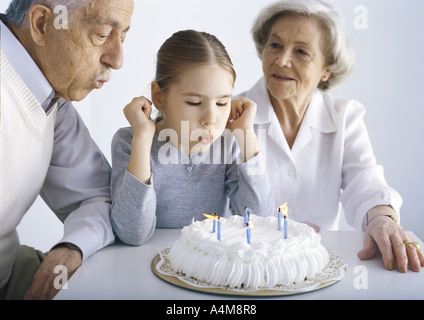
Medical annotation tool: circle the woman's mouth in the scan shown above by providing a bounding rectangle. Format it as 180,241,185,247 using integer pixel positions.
272,74,295,81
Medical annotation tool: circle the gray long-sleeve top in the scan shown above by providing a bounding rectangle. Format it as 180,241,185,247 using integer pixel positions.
110,127,275,245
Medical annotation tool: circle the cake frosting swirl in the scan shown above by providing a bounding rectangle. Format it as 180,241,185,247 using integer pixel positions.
168,214,329,290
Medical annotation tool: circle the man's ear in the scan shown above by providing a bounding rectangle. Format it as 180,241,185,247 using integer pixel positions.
151,81,164,110
27,5,53,46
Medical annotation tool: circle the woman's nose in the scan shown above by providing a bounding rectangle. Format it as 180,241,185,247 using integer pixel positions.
275,50,292,68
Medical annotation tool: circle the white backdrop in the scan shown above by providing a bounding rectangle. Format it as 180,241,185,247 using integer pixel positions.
1,0,423,251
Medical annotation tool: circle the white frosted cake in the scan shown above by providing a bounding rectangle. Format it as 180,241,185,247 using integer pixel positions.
168,214,329,290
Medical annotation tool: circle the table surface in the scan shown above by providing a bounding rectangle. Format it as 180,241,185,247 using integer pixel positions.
55,229,424,300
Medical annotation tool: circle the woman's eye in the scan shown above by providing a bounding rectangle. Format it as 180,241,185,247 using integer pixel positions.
269,43,281,49
216,102,228,107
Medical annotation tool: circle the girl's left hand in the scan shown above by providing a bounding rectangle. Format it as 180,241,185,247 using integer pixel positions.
227,98,257,132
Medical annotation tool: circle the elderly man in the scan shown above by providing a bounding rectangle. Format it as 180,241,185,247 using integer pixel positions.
0,0,134,299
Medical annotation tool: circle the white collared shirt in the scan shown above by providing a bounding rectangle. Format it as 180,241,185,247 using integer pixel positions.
237,77,402,230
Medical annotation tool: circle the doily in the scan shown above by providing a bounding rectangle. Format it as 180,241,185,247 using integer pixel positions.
152,247,347,296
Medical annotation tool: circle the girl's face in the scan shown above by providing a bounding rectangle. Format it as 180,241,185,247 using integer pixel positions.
154,64,234,155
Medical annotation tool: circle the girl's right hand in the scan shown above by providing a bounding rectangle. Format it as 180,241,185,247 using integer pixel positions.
123,96,156,137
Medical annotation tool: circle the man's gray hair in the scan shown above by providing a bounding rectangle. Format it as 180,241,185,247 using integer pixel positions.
5,0,89,27
252,0,354,91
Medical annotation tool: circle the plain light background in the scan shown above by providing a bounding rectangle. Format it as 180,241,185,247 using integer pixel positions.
1,0,423,251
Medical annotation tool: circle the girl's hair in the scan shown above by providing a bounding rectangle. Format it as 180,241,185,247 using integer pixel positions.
251,0,354,91
155,30,236,91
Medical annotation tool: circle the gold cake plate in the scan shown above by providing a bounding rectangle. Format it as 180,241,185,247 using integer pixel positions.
151,248,347,296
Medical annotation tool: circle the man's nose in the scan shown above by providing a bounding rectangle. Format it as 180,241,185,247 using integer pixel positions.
101,38,124,70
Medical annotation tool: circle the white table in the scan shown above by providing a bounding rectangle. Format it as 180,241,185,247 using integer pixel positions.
55,229,424,300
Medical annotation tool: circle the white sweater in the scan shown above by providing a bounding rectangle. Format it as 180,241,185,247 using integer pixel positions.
0,51,59,289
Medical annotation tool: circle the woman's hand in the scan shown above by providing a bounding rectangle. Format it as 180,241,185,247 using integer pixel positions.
227,98,259,162
123,96,156,138
357,206,424,272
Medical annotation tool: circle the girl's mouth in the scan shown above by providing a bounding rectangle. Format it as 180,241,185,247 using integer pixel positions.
198,134,214,145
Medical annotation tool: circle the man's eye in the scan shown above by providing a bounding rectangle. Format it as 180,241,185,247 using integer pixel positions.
97,34,110,41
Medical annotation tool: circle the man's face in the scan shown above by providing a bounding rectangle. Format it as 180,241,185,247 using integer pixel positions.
40,0,134,101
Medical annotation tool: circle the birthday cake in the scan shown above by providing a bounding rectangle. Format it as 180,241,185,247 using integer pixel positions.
168,213,329,290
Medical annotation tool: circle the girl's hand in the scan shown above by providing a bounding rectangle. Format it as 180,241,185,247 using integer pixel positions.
123,96,156,138
124,97,155,184
227,98,259,162
227,98,257,132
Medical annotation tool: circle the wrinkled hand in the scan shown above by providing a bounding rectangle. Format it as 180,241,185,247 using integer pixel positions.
123,96,156,138
24,245,82,300
357,214,424,272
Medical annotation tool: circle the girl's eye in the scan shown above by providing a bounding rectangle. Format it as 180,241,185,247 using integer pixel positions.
216,102,228,107
186,101,201,106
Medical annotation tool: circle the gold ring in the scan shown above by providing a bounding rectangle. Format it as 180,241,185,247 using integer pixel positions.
404,241,420,251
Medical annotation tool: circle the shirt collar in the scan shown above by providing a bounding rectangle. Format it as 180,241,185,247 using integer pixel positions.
304,90,337,134
0,17,55,113
247,77,274,125
249,76,336,133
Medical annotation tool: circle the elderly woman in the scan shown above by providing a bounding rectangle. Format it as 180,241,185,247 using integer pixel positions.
238,0,424,272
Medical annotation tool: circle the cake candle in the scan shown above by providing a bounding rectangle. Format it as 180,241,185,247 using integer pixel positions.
277,209,282,231
284,214,288,239
212,212,217,233
246,222,251,244
203,212,218,233
217,217,221,241
277,203,289,238
244,207,248,227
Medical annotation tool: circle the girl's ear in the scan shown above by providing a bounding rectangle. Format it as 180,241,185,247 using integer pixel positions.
151,81,164,110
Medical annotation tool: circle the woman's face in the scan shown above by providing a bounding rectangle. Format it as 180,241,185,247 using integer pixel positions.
261,15,331,106
156,64,233,155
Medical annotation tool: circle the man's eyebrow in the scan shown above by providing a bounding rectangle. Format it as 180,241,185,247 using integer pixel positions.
96,18,131,32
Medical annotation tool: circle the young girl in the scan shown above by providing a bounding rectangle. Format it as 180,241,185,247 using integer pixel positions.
111,30,275,245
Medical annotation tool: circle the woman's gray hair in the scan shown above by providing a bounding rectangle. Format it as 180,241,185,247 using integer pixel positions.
252,0,354,91
5,0,89,27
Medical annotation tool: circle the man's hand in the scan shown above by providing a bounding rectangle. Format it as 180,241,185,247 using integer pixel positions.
24,244,82,300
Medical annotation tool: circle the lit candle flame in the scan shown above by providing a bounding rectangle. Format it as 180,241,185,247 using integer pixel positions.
203,213,218,220
277,202,288,217
246,220,254,229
